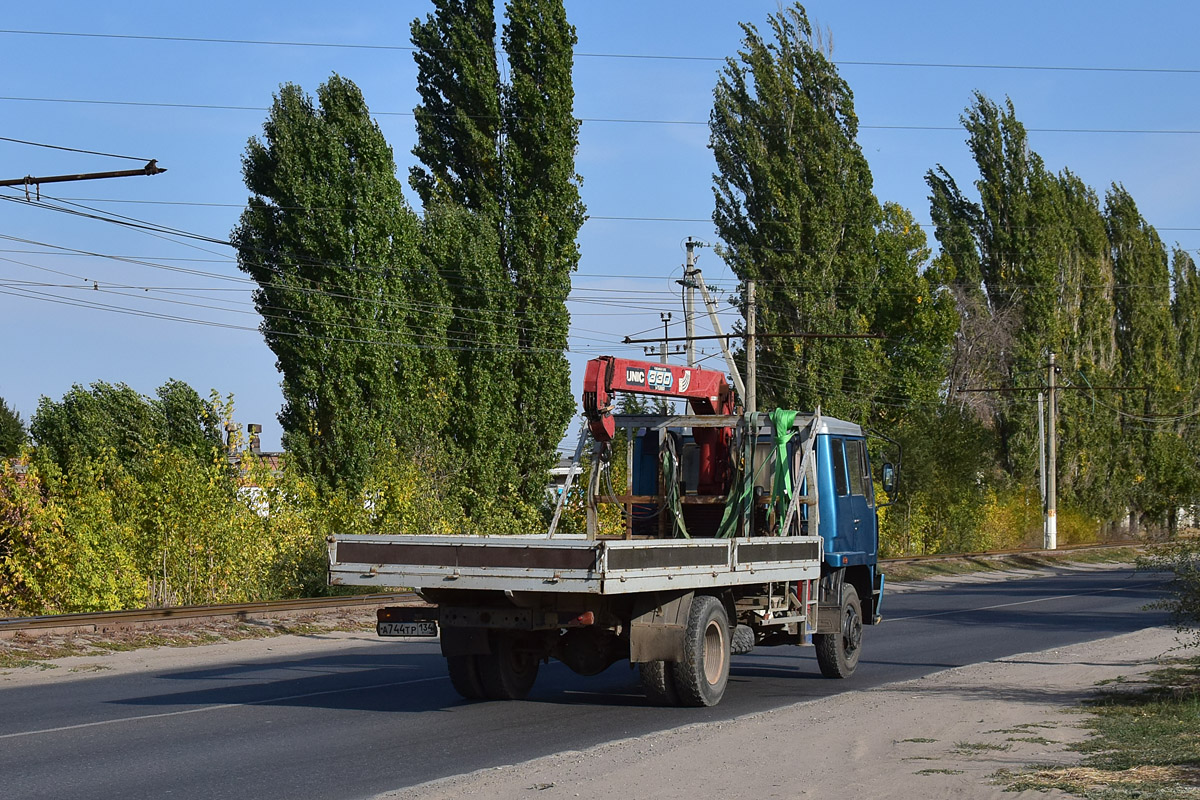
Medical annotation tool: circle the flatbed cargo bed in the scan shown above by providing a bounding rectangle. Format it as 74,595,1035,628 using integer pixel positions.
329,533,823,594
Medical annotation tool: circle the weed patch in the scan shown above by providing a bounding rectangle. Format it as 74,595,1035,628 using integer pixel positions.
1001,656,1200,798
953,741,1012,755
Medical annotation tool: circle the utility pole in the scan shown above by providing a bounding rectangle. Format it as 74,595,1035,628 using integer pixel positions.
1046,352,1058,550
659,312,672,366
746,280,757,414
1038,391,1046,504
692,270,746,401
682,238,698,367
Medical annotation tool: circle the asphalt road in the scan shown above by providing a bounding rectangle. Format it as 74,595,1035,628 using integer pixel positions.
2,566,1170,800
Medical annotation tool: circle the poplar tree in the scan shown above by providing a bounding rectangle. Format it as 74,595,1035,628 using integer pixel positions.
411,0,584,499
710,3,881,419
410,0,503,214
925,94,1124,498
1107,186,1185,529
233,76,447,492
502,0,586,492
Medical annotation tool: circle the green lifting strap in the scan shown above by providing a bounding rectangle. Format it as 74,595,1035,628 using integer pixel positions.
660,436,689,539
716,413,758,538
768,409,798,536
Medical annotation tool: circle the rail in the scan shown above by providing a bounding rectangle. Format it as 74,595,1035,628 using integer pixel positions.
0,592,418,638
0,540,1143,637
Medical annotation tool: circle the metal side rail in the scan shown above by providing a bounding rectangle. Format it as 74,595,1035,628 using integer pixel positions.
329,534,824,594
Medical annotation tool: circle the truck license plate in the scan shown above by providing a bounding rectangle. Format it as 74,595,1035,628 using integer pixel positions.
378,621,438,637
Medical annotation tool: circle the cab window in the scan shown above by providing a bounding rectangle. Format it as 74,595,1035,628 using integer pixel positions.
846,439,868,502
831,438,848,496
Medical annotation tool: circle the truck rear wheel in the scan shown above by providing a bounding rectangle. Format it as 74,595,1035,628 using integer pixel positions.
639,660,680,706
477,632,539,700
671,595,730,707
814,584,862,678
730,623,755,655
446,655,486,700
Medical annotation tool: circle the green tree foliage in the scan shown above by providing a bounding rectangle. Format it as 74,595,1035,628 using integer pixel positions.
924,90,1200,540
410,0,503,215
710,3,882,420
1107,186,1190,530
711,3,965,552
871,203,959,414
0,397,27,457
1,378,549,615
29,380,222,475
419,204,521,506
233,75,450,493
501,0,586,493
410,0,584,499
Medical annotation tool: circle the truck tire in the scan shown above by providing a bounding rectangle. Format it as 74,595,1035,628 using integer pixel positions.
814,584,862,679
671,595,731,707
639,660,680,706
446,655,486,700
477,632,539,700
730,623,755,655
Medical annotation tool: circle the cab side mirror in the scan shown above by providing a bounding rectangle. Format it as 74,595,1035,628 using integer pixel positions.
881,462,896,495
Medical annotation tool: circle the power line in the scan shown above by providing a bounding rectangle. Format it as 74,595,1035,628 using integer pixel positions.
3,29,1200,76
3,95,1200,136
0,135,152,162
16,197,1200,237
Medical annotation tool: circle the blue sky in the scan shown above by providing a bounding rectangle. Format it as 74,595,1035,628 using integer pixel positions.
2,1,1198,451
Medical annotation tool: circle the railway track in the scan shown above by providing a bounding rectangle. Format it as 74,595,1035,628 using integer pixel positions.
0,540,1143,638
0,592,419,639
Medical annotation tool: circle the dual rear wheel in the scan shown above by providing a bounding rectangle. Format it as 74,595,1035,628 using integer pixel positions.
447,632,540,701
640,595,731,708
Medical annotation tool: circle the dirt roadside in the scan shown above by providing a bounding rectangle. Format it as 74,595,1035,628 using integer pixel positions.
382,624,1179,800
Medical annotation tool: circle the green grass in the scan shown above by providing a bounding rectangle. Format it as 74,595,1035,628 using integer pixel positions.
1007,736,1054,745
986,722,1058,735
1001,657,1200,798
0,653,57,670
953,741,1012,755
884,547,1139,583
916,768,964,776
898,737,938,743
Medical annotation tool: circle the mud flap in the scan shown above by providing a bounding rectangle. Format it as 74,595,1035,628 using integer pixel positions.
629,590,693,663
440,626,490,657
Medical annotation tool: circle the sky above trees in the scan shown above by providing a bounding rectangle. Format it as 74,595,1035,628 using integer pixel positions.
2,1,1198,450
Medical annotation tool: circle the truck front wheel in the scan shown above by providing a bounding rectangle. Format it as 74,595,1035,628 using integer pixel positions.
672,595,731,707
814,584,862,678
477,632,539,700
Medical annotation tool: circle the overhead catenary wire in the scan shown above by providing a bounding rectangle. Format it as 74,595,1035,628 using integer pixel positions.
0,135,153,162
4,28,1200,76
3,94,1199,136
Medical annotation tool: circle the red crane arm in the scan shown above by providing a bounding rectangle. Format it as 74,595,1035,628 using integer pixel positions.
582,356,734,442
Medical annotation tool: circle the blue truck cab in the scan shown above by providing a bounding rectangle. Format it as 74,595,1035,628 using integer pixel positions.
809,418,885,626
630,413,887,626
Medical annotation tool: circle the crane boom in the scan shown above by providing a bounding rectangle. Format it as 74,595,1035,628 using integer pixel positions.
582,356,735,495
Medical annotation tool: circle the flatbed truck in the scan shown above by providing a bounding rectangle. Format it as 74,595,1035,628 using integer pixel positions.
327,357,892,706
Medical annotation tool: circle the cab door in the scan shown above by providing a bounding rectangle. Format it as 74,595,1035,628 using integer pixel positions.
843,438,876,558
829,438,855,551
